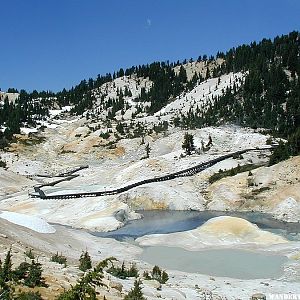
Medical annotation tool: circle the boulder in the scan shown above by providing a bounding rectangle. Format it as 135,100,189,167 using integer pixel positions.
143,279,162,290
251,293,266,300
109,280,123,292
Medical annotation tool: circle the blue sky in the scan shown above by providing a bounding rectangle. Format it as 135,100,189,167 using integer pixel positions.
0,0,299,92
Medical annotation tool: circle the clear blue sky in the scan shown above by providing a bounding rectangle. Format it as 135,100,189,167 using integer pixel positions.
0,0,299,92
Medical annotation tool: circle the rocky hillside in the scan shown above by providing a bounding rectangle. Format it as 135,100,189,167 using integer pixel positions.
0,31,300,300
1,31,299,145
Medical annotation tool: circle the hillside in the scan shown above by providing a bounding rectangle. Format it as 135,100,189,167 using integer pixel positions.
0,31,300,299
1,32,299,143
0,29,299,243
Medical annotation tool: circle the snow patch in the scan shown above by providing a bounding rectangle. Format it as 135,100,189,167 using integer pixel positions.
20,127,38,135
0,211,56,233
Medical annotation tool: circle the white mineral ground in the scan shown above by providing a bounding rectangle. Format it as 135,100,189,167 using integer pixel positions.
0,101,300,298
136,216,288,249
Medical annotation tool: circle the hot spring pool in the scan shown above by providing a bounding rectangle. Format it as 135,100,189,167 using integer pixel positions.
140,246,288,279
94,210,297,279
95,210,300,242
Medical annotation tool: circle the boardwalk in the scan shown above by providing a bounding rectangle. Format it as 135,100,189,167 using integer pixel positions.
31,148,272,200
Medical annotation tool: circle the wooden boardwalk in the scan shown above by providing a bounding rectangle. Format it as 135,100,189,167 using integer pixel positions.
30,148,272,200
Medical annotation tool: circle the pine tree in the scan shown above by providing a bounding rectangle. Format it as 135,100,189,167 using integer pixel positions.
79,251,92,272
2,249,12,282
178,65,187,83
161,271,169,284
58,257,115,300
182,132,195,155
269,141,290,166
25,260,44,288
124,280,146,300
0,256,12,299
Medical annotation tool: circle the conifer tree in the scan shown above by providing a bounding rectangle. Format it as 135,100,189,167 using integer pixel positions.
79,251,92,272
182,132,195,155
124,280,146,300
2,249,12,282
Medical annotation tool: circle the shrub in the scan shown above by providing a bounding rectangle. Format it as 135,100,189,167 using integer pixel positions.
0,159,6,168
247,177,254,187
266,137,273,145
127,264,139,278
99,132,110,139
116,122,125,135
143,271,151,280
151,265,169,284
51,253,67,267
161,270,169,284
107,262,138,279
15,291,42,300
209,164,262,184
24,249,35,260
182,132,195,155
143,265,169,284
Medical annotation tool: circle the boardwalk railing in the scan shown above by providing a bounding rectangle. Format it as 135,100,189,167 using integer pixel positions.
30,147,272,200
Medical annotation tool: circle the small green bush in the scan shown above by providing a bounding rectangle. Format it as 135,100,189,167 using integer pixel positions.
51,252,67,267
99,132,110,139
143,265,169,284
143,270,151,280
151,265,169,284
209,164,262,184
0,159,7,168
15,291,42,300
24,249,35,259
107,261,138,279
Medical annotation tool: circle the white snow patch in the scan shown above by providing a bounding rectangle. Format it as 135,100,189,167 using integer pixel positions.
0,211,56,233
20,127,38,135
40,121,59,129
61,106,73,112
49,109,62,117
